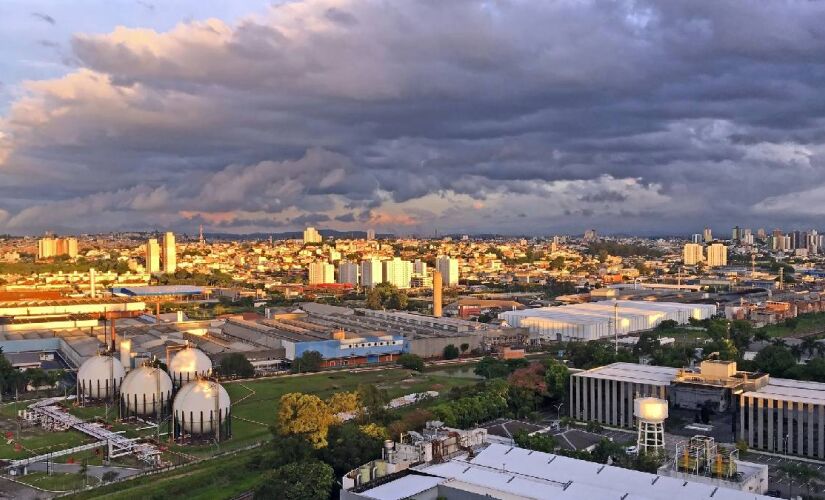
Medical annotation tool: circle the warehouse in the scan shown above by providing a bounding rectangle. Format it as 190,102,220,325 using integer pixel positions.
499,300,716,341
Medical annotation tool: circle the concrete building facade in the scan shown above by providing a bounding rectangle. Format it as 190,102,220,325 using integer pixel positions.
683,243,704,266
162,232,177,274
145,239,161,273
707,243,728,267
308,261,335,284
382,257,412,289
436,255,459,286
337,261,359,285
360,259,383,288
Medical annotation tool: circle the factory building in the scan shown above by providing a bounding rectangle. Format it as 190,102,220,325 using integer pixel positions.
500,300,717,341
573,360,825,460
342,429,772,500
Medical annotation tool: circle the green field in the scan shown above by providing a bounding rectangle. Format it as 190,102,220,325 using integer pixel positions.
16,471,100,491
754,312,825,338
32,365,482,498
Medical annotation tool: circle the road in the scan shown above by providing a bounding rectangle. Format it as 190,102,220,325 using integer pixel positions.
25,463,143,481
0,477,54,500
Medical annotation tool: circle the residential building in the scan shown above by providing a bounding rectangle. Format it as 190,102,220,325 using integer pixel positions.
308,261,335,284
360,259,383,288
682,243,704,266
337,261,359,285
366,229,375,241
38,237,78,259
303,227,322,244
162,231,177,274
145,238,160,273
707,243,728,267
436,255,459,286
703,227,713,242
382,257,412,289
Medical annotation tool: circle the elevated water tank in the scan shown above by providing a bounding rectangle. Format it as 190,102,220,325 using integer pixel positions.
77,354,125,400
119,365,173,417
173,379,231,437
169,347,212,386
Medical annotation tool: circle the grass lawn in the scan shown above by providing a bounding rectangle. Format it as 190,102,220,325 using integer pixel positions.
17,471,100,491
755,312,825,338
0,425,92,460
62,366,483,499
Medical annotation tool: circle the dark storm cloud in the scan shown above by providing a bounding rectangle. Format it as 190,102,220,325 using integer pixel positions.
2,0,825,234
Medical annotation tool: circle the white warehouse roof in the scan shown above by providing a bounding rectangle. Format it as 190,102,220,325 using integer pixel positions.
499,300,716,341
574,362,679,386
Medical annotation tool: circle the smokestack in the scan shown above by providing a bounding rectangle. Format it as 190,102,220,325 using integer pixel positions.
89,268,97,298
433,271,443,318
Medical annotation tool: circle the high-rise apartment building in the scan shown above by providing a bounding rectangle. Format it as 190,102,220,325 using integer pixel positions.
162,232,176,274
308,261,335,284
38,237,78,259
382,257,412,289
731,226,740,241
360,259,383,288
303,227,322,244
413,259,428,276
703,227,713,242
691,234,702,244
706,243,728,267
583,229,598,242
366,229,375,241
145,239,161,273
436,255,460,286
338,261,360,285
682,243,704,266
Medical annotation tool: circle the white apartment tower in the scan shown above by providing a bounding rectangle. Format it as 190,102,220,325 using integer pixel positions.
338,261,360,285
703,227,713,242
162,232,177,274
303,227,322,244
360,259,383,288
146,238,161,273
682,243,704,266
413,259,428,276
366,229,375,241
382,257,413,289
436,256,460,286
706,243,728,267
308,261,335,284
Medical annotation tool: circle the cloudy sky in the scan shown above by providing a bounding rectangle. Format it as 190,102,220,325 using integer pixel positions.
1,0,824,237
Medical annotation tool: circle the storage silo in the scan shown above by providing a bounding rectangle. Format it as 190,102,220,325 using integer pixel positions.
172,379,231,441
77,354,125,402
119,365,173,419
168,346,212,386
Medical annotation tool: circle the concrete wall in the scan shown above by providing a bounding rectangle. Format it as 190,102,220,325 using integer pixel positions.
406,335,481,358
740,394,825,459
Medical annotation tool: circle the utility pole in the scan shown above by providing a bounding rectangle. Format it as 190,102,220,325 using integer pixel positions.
614,301,619,354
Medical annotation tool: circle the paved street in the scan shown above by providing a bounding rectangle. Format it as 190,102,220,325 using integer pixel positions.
26,462,142,481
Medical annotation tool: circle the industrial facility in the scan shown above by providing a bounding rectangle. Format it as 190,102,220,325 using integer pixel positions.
340,422,772,500
571,360,825,460
499,300,717,341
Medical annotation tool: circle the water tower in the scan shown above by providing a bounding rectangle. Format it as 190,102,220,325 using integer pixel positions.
634,397,667,455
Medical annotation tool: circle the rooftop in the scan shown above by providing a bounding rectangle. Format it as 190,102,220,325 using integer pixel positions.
745,377,825,406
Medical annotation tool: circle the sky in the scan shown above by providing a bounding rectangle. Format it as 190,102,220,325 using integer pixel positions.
1,0,824,237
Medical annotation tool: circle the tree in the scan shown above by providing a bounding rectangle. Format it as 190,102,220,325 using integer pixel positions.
365,282,408,310
398,353,424,371
474,357,510,379
753,344,796,377
634,331,660,357
321,423,385,476
460,343,470,355
357,384,389,422
326,391,360,415
248,434,315,471
544,359,569,402
216,353,254,379
277,393,334,448
442,344,460,360
254,460,334,500
656,319,678,331
292,350,323,373
507,363,547,417
513,430,557,452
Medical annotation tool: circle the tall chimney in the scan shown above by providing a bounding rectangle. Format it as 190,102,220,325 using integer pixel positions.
433,271,443,318
89,268,97,298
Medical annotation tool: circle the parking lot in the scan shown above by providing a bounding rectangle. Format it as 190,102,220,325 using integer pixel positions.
743,452,825,498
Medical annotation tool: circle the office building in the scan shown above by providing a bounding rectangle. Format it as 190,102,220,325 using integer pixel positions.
162,232,177,274
337,261,359,285
707,243,728,267
303,227,322,244
682,243,704,266
703,227,713,242
731,226,740,241
308,261,335,284
436,255,459,286
145,239,161,273
360,259,383,288
382,257,412,289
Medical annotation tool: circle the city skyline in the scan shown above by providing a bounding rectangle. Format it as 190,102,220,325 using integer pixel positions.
1,1,825,236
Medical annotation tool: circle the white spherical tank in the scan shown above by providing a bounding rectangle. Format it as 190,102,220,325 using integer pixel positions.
169,347,212,386
120,365,173,417
173,380,231,436
77,355,125,399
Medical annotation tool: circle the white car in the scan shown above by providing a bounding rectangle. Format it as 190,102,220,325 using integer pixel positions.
625,445,638,455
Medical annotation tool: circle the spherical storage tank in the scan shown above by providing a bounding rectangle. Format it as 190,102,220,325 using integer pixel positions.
173,379,231,438
119,365,173,417
77,354,125,399
169,347,212,386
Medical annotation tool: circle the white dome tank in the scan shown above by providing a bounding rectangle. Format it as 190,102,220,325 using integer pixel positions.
77,355,125,399
173,379,231,435
120,365,173,417
169,347,212,386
